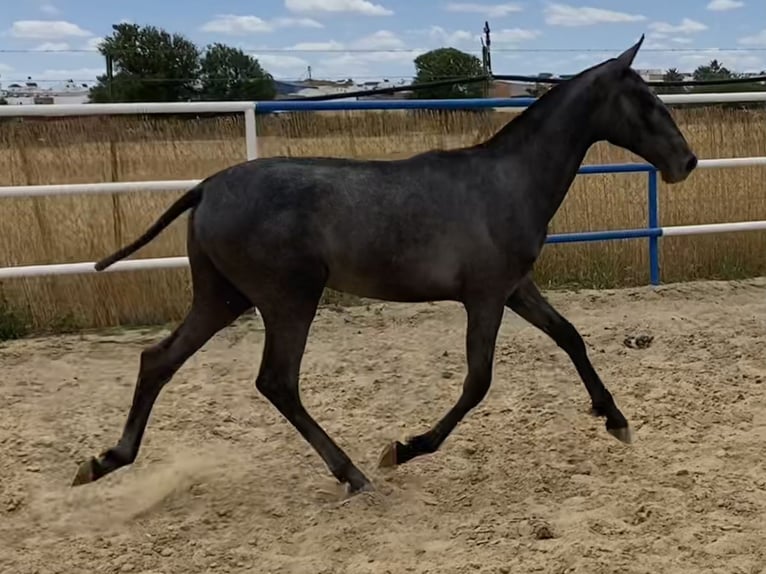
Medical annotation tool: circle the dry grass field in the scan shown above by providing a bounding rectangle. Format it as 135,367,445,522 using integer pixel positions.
0,105,765,331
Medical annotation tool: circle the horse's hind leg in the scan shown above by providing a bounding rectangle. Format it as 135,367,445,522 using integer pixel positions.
71,236,253,486
505,275,631,443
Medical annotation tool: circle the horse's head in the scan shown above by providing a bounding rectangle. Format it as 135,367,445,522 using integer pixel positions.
592,35,697,183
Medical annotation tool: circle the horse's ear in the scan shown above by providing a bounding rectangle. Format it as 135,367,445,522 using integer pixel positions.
615,34,644,68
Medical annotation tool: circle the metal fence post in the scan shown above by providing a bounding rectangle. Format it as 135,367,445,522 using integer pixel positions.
245,104,257,160
647,169,660,285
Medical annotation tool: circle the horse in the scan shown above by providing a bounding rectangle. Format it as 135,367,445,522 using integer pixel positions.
72,35,697,495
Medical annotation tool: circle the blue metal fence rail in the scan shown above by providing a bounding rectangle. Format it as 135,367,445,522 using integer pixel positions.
550,162,662,285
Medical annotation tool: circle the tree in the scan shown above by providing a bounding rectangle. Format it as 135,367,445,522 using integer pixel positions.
411,47,485,99
693,59,734,81
679,59,766,110
88,23,200,103
199,43,276,101
691,59,766,97
654,68,687,94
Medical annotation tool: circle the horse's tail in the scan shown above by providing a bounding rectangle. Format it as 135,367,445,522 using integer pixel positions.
94,184,204,271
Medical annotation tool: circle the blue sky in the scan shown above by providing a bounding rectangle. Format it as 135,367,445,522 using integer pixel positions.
1,0,765,87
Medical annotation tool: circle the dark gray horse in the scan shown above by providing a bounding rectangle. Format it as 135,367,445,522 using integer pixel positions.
72,36,697,494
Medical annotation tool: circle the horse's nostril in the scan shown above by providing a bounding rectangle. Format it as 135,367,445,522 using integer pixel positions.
686,155,698,172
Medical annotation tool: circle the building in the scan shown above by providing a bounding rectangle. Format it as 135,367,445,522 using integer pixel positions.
489,80,537,98
0,79,90,105
273,78,358,100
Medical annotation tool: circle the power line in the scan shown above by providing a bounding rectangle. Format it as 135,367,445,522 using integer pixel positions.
6,72,766,87
2,47,766,54
495,72,766,87
2,75,458,83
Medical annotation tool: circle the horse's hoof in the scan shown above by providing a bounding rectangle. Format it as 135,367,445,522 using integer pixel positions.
607,425,633,444
346,480,375,496
377,442,398,468
71,458,96,487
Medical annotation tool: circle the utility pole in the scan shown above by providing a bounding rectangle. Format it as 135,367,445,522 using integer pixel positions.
105,53,114,99
481,20,492,97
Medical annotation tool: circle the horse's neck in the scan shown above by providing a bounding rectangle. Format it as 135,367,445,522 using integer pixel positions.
488,88,598,225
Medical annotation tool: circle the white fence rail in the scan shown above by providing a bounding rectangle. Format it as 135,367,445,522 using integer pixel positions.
0,101,258,166
1,94,765,281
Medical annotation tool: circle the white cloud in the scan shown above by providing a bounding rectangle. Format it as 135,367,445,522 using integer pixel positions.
425,26,477,49
201,15,271,34
36,67,104,81
250,54,311,77
572,51,613,62
315,50,420,79
289,40,345,51
285,0,393,16
739,30,766,46
544,4,646,27
678,49,764,72
409,24,539,50
85,36,104,51
493,28,541,43
706,0,744,10
642,39,670,51
39,3,59,15
10,20,91,39
351,30,405,49
201,14,323,35
272,17,325,28
648,18,708,37
444,2,523,17
34,42,69,51
286,31,405,53
263,31,419,79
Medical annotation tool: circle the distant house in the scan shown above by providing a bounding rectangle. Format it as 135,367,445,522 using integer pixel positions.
273,80,309,98
635,68,667,83
489,80,537,98
273,78,358,100
0,78,90,105
270,78,421,103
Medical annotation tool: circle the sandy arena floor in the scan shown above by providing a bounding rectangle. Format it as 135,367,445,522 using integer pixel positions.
1,278,765,574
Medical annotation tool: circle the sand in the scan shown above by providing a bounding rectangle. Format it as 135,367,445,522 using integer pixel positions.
1,278,765,574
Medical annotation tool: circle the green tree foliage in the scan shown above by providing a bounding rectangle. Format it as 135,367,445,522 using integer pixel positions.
89,23,200,102
692,60,766,94
654,68,686,94
88,24,276,103
411,47,485,99
693,59,733,81
664,68,685,82
199,43,276,101
651,59,766,110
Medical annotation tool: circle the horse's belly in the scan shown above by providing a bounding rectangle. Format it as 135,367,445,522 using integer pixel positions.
326,254,463,302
